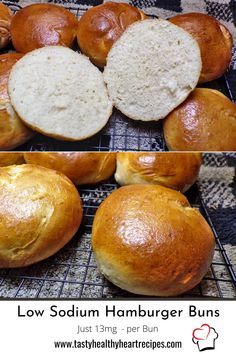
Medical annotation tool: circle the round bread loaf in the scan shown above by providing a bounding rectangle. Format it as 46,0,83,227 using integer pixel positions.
0,164,83,268
10,3,78,53
115,152,201,192
170,13,233,83
0,53,34,150
92,185,215,296
0,152,24,166
77,2,146,67
163,88,236,151
8,46,112,141
24,152,116,185
104,19,201,121
0,3,13,49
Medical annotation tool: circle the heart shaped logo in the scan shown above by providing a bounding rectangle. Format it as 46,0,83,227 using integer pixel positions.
193,324,211,340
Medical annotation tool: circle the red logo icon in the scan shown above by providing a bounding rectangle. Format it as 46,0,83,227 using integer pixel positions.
192,324,218,351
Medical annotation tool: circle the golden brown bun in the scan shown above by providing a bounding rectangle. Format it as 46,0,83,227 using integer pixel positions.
0,152,24,166
77,2,146,67
10,4,78,53
0,164,83,268
92,185,215,296
115,152,201,192
163,88,236,151
23,152,117,185
0,53,34,150
0,3,13,49
170,13,233,83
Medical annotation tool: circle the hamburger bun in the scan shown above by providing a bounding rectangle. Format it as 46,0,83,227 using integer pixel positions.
8,46,112,141
77,2,146,67
0,3,13,49
104,19,201,121
0,53,34,150
24,152,116,185
10,3,78,53
0,164,83,268
0,152,24,166
163,88,236,151
115,152,201,192
92,185,215,296
170,13,233,83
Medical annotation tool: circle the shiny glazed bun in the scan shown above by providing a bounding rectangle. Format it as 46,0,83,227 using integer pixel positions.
163,88,236,151
115,152,201,192
24,152,116,185
0,53,34,150
77,2,146,67
0,164,83,268
10,3,78,53
0,152,24,166
170,13,233,83
92,185,215,296
0,3,13,49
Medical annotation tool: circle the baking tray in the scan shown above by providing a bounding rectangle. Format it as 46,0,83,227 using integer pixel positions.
1,0,236,152
0,153,235,299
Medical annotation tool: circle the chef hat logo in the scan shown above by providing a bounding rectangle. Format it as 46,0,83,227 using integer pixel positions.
192,324,218,351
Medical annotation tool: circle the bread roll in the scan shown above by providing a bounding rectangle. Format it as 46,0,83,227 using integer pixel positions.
0,164,83,268
104,19,201,121
0,152,24,166
8,46,112,141
115,152,201,192
163,88,236,151
10,3,78,53
170,13,233,83
0,53,34,150
77,2,146,67
24,152,116,185
0,3,13,49
92,185,215,296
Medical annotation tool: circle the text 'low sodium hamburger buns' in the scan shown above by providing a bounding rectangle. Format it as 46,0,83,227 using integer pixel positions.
170,13,233,83
0,164,83,268
0,3,13,49
104,19,201,121
77,2,146,67
10,3,78,53
8,46,113,141
163,88,236,151
0,53,34,150
115,152,201,192
92,185,215,296
24,152,117,185
0,152,24,166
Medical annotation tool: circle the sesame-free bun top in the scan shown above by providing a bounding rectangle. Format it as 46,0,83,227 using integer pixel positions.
104,19,201,121
92,185,215,296
115,152,201,192
0,53,34,150
163,88,236,151
10,3,78,53
77,2,146,67
0,152,24,166
24,152,116,185
0,3,13,49
0,164,83,268
8,46,112,141
170,13,233,83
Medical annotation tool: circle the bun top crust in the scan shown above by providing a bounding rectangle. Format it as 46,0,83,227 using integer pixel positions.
10,4,78,53
0,3,13,49
0,153,24,166
163,88,236,151
24,152,117,185
170,12,233,83
92,184,215,296
77,2,146,67
0,164,83,268
115,152,201,192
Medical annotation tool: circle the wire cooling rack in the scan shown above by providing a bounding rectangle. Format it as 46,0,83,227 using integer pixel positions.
2,1,236,152
0,157,235,299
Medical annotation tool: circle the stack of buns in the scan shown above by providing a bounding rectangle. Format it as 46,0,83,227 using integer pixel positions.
0,2,234,149
0,3,13,49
